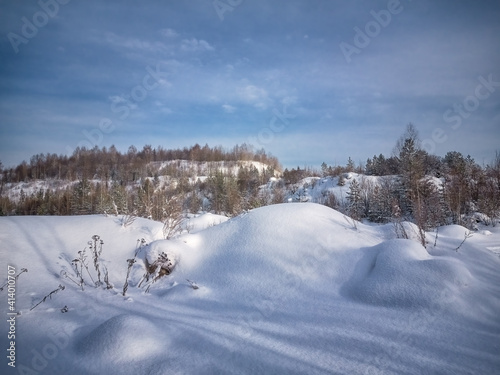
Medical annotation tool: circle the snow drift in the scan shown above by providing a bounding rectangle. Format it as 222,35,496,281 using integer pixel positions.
1,203,499,374
345,239,473,308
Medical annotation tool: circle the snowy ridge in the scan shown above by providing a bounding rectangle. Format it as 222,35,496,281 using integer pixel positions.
1,159,277,202
1,203,500,374
283,172,392,204
153,159,276,176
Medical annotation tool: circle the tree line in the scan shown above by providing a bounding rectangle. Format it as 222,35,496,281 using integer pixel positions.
0,126,499,235
0,143,280,184
331,125,499,232
0,143,280,220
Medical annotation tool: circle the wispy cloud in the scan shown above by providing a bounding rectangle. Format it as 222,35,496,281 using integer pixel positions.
237,84,271,110
0,0,499,168
181,38,214,52
159,28,178,38
222,104,237,113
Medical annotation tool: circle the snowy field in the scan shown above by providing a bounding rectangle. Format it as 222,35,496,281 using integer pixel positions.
1,203,499,374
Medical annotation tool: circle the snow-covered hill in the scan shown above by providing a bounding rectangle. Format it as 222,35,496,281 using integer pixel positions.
282,172,382,204
1,204,499,374
1,159,277,202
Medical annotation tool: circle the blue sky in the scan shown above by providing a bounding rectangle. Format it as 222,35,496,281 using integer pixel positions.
1,0,499,169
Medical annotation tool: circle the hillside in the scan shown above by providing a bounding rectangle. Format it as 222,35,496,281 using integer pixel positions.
1,143,499,234
1,203,500,374
2,159,276,203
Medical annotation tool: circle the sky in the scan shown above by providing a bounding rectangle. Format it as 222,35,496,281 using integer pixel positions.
0,0,499,170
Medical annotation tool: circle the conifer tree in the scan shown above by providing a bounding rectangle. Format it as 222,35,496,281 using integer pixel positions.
71,179,93,215
347,178,363,220
346,157,355,172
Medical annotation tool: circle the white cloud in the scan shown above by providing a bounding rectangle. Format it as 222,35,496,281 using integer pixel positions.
181,38,214,52
238,84,270,110
102,32,168,53
222,104,237,113
160,28,178,38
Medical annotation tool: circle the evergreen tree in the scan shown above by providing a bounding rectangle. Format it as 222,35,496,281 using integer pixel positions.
207,169,226,214
367,181,394,223
365,158,374,175
346,157,355,172
394,124,426,219
71,179,93,215
225,175,242,216
95,182,113,215
321,162,329,177
347,179,363,220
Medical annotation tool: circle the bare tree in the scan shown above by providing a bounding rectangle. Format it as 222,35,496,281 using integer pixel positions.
162,196,184,239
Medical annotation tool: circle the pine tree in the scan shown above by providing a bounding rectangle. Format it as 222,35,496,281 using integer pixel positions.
365,158,374,175
207,169,226,213
225,175,242,216
321,162,329,177
71,179,93,215
394,124,426,220
95,182,113,215
347,178,363,220
368,185,384,222
346,157,355,172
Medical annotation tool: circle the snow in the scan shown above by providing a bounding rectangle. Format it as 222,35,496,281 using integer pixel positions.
438,224,472,239
345,239,473,309
2,159,276,203
1,203,500,374
151,159,277,186
285,173,396,204
3,179,77,202
183,212,229,234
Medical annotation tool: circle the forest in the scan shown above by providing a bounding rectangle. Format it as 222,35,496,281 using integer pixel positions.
1,125,499,239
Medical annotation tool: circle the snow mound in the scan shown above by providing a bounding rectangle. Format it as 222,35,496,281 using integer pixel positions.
184,212,229,233
2,205,500,374
171,203,378,297
346,239,472,308
439,224,471,238
76,314,165,363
